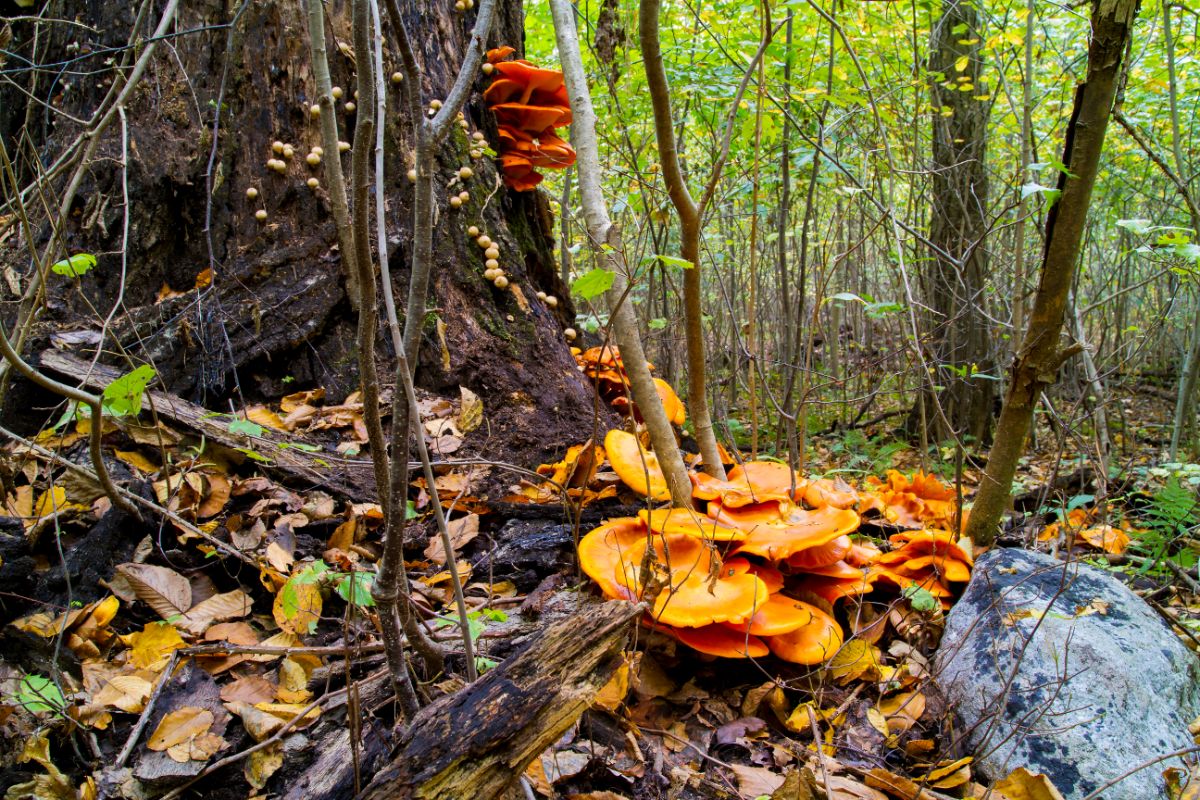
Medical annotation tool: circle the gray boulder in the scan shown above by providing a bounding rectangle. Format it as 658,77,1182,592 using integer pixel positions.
935,548,1200,800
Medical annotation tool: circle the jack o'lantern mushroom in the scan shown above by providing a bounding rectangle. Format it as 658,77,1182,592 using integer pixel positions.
576,517,649,602
785,533,854,571
724,556,784,593
692,460,802,507
722,594,820,637
605,429,671,501
611,377,686,426
639,507,746,542
766,605,844,665
717,504,859,563
664,622,770,659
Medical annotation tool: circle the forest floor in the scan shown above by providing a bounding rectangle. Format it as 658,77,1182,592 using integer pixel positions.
0,370,1197,800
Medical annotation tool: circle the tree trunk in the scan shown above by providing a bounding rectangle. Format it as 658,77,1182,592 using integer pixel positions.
0,0,601,470
919,0,994,445
964,0,1138,548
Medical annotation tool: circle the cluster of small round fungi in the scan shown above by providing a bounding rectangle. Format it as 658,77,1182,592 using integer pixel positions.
578,429,975,662
573,345,686,428
482,47,576,192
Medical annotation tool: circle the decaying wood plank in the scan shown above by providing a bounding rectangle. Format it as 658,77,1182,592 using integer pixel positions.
38,349,377,499
359,599,640,800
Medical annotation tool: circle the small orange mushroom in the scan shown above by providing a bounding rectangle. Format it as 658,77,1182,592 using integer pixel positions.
785,534,854,571
605,429,670,501
766,605,844,664
722,594,820,636
667,623,770,659
639,507,746,542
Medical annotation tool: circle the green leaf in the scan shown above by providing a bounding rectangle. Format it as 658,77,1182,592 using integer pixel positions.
902,584,938,613
277,441,320,452
647,318,669,330
652,254,695,270
1066,494,1095,512
228,418,264,437
14,674,65,715
571,268,615,300
102,365,157,417
335,572,376,607
828,291,865,304
234,447,273,463
51,253,97,277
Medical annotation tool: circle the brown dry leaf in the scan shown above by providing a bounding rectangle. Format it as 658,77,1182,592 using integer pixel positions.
221,675,277,705
424,513,481,563
924,757,972,789
991,767,1068,800
228,701,287,742
3,484,33,521
148,707,214,751
245,406,288,432
167,731,226,763
243,630,301,663
731,765,786,797
865,706,890,737
117,563,192,623
827,640,884,684
457,386,483,433
10,730,76,800
93,675,154,714
280,389,325,412
328,518,357,551
197,473,232,519
114,450,160,475
877,692,926,734
245,742,284,791
275,656,315,704
122,621,186,670
266,540,295,573
592,654,631,712
179,589,252,636
865,768,943,799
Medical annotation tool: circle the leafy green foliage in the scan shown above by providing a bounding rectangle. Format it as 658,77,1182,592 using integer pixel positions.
334,572,376,607
51,253,97,277
571,267,615,300
11,674,65,716
102,366,157,417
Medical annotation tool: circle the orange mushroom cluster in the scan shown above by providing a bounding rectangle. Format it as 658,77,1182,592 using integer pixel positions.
1037,507,1133,554
577,437,977,660
572,346,686,426
864,470,959,529
483,47,576,191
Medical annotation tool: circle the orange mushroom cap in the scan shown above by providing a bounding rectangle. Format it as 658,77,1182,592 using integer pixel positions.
491,103,567,133
884,530,973,565
492,60,565,104
766,605,844,664
803,477,861,509
868,564,955,598
663,622,770,659
640,507,747,543
802,559,862,580
486,46,516,63
650,569,769,628
576,517,648,601
793,572,879,604
724,556,785,593
785,534,854,571
845,541,883,567
722,594,820,637
729,507,860,562
605,429,671,501
692,461,801,507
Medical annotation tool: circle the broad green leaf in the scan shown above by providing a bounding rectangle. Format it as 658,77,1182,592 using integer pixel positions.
102,365,157,417
14,674,65,715
334,572,376,607
51,253,97,277
571,268,615,300
903,584,938,613
228,418,264,437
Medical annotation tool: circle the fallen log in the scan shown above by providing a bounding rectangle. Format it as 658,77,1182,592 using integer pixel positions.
358,599,639,800
37,349,377,499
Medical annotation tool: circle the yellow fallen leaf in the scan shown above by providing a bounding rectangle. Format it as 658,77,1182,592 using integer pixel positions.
167,731,226,763
272,576,322,635
244,742,284,790
827,639,883,684
245,406,288,431
991,766,1067,800
592,654,630,712
148,707,213,751
877,691,925,734
114,450,160,475
122,621,186,670
93,675,154,713
275,656,316,704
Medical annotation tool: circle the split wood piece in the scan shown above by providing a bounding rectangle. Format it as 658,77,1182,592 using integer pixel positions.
37,349,376,499
358,599,640,800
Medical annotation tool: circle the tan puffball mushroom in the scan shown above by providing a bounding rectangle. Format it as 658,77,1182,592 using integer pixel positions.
471,131,485,142
476,235,492,248
312,145,324,156
564,328,577,341
458,166,473,179
449,196,463,208
255,209,268,222
467,225,480,237
246,187,259,200
344,102,356,113
407,168,418,182
331,86,343,100
485,258,500,270
458,191,470,202
430,99,443,110
484,246,499,259
391,71,404,83
282,145,295,159
338,141,350,152
309,104,321,118
493,275,509,289
484,268,499,280
268,159,286,173
545,295,558,308
536,290,546,300
481,62,494,75
465,0,474,7
507,314,515,322
455,1,465,11
272,140,284,154
469,149,482,159
307,177,319,189
306,153,321,166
